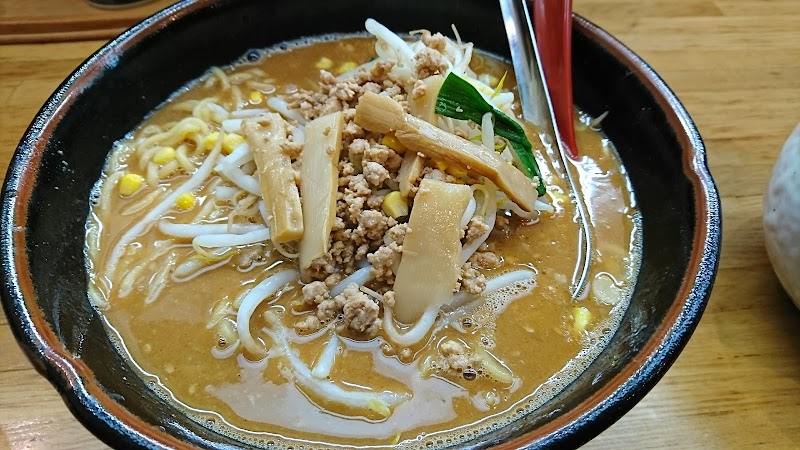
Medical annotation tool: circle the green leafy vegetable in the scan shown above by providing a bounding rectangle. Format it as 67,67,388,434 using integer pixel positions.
435,72,545,196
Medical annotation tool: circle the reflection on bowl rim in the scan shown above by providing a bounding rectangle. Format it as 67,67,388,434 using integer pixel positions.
0,1,721,448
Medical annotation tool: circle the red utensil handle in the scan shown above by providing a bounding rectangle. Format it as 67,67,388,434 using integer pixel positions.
532,0,579,158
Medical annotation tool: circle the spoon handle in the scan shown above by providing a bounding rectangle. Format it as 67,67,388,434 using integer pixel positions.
533,0,579,158
500,0,592,300
531,1,591,298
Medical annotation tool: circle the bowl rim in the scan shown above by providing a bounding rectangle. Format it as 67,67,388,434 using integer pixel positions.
0,1,721,448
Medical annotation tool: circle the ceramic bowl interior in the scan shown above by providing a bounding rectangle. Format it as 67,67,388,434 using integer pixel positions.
0,0,720,448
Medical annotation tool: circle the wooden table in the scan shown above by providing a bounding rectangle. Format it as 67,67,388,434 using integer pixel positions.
1,1,799,448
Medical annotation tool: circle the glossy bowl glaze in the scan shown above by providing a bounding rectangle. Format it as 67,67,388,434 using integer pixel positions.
0,0,721,448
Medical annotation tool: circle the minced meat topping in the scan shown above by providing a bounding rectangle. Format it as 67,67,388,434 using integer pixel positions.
286,31,517,338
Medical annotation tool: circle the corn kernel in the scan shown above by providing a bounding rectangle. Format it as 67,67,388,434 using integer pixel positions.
435,160,448,172
249,91,263,103
381,133,406,153
118,173,144,196
175,192,196,210
382,191,409,218
315,57,333,70
222,133,246,155
446,164,469,179
152,146,176,165
203,132,221,150
573,307,592,332
336,61,357,74
203,132,244,155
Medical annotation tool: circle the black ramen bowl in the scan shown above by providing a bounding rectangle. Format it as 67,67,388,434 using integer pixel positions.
0,0,721,448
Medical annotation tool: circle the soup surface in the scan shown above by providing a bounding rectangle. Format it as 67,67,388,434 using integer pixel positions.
86,22,640,449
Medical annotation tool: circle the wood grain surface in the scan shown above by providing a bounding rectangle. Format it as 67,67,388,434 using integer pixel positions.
0,0,176,44
1,0,799,449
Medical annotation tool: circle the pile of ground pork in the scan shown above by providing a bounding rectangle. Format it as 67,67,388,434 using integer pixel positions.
285,32,505,340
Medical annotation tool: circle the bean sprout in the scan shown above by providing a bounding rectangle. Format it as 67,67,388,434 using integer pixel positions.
461,181,498,265
193,228,270,249
311,333,340,379
218,165,261,196
330,266,373,297
215,142,253,171
447,269,535,310
211,340,240,359
104,135,224,280
236,269,298,355
158,221,265,239
460,196,477,230
481,112,494,151
231,108,270,118
382,305,439,347
266,97,307,124
145,252,176,304
222,118,243,134
263,311,409,413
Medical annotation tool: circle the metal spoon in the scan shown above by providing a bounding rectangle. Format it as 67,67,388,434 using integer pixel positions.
499,0,593,300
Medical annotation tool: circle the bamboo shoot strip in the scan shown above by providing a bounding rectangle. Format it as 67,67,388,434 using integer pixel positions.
392,179,472,323
354,92,539,212
408,75,445,123
299,112,344,275
243,114,304,243
397,152,424,197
